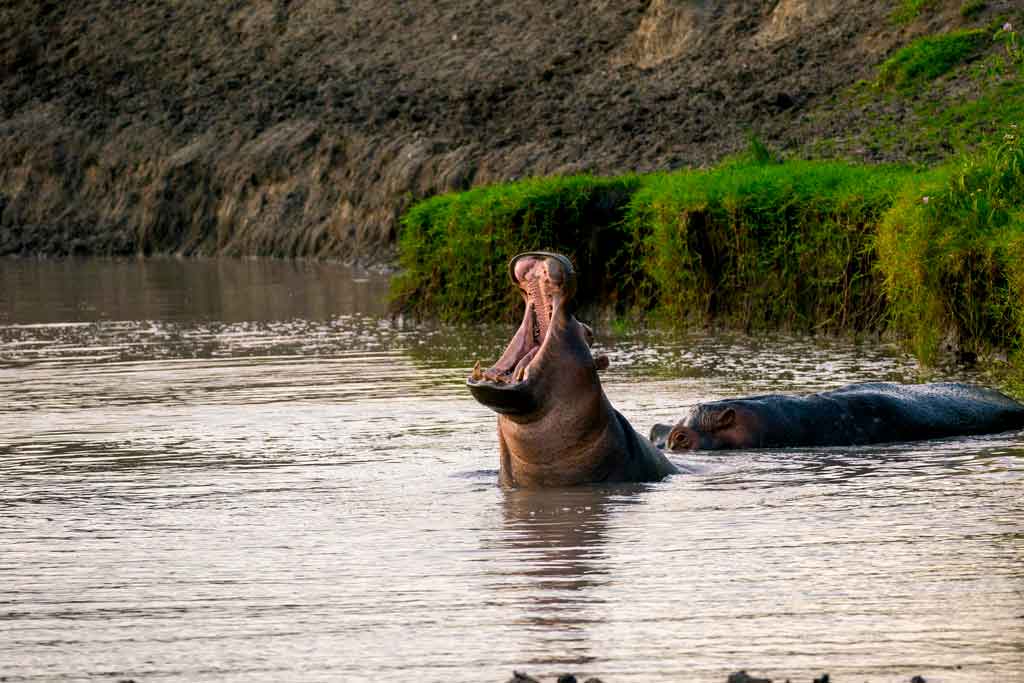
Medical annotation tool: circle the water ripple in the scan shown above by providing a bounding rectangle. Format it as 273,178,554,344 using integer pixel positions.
1,260,1022,683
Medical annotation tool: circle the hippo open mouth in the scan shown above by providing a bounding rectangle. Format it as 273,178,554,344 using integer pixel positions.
466,252,577,415
467,250,679,486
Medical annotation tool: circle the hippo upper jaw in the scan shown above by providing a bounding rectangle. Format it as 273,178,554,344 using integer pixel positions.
467,253,595,419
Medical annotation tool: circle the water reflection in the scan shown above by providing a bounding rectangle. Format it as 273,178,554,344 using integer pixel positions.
696,431,1024,492
2,258,1022,683
0,257,389,323
486,486,647,669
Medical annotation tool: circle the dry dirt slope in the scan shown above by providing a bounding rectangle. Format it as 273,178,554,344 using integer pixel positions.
0,0,996,262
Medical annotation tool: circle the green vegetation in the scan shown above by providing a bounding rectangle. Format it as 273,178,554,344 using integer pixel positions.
841,80,1024,162
995,22,1024,70
391,174,642,322
876,30,988,89
891,0,939,25
876,128,1024,364
621,160,913,331
391,151,914,331
916,80,1024,149
811,19,1022,163
394,130,1024,377
960,0,987,19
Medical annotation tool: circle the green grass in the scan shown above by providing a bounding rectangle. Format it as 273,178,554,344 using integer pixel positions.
825,24,1023,162
394,129,1024,373
621,160,914,332
892,0,939,25
393,151,917,334
848,80,1024,162
916,80,1024,149
876,128,1024,363
390,174,642,323
876,29,989,89
960,0,987,19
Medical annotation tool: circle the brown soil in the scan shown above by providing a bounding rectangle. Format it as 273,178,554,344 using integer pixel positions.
0,0,1008,262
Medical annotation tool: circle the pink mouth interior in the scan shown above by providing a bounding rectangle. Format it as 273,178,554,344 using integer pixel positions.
471,257,562,385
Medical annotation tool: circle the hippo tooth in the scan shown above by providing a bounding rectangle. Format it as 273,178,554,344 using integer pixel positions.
471,360,483,381
513,364,526,382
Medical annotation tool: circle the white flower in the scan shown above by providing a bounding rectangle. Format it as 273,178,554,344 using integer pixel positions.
1004,22,1013,32
922,196,930,204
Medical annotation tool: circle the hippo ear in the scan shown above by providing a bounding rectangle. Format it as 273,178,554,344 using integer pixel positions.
715,408,736,430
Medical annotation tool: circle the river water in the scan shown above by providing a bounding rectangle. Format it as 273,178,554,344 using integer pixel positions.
1,259,1021,683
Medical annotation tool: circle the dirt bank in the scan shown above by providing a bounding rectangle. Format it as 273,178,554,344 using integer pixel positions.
0,0,1014,262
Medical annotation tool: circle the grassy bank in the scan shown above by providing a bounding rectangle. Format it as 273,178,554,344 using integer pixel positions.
392,175,642,322
392,129,1024,377
621,160,914,332
390,155,915,329
877,130,1024,364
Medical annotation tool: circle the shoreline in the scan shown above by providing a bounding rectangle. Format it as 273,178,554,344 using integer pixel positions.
392,132,1024,386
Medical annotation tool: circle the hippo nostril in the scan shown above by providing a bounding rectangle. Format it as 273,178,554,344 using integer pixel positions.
508,252,577,303
513,256,540,283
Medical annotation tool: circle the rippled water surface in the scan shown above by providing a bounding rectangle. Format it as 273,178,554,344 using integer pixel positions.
2,259,1022,683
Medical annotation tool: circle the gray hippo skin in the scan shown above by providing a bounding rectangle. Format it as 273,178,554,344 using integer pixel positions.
650,382,1024,451
466,252,677,487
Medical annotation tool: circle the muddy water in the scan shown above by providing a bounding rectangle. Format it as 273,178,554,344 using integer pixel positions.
1,259,1022,683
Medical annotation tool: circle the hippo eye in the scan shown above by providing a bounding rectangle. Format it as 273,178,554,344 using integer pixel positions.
666,428,689,451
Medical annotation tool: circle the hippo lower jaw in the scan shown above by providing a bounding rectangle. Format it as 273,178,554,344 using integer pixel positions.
467,252,576,416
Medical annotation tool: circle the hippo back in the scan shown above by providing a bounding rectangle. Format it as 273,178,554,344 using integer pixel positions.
821,382,1024,442
687,382,1024,448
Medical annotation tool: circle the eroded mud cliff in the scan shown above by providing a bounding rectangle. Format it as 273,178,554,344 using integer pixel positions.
0,0,1012,261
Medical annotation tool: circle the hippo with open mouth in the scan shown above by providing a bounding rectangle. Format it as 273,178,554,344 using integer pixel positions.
467,252,678,487
467,251,1024,486
649,382,1024,451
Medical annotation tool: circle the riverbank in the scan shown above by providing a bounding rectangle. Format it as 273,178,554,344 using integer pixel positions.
392,128,1024,384
1,1,1021,261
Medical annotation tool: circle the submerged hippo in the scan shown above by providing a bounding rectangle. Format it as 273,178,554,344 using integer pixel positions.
650,382,1024,451
467,252,677,487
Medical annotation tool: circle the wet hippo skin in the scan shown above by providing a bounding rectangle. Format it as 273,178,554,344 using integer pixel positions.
466,251,677,487
466,252,1024,482
649,382,1024,451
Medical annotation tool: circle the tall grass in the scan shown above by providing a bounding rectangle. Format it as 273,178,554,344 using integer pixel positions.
876,128,1024,363
394,130,1024,372
391,174,641,322
623,160,912,331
